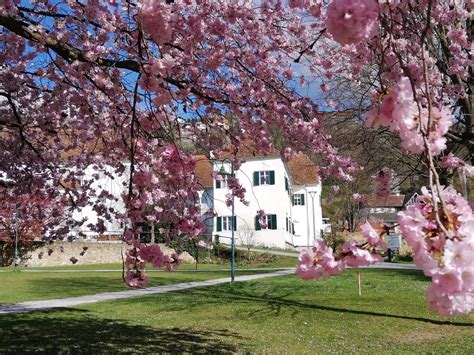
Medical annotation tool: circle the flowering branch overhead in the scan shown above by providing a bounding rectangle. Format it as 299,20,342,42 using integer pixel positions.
0,0,472,315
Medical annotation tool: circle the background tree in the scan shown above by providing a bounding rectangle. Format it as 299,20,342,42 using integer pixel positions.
238,224,256,260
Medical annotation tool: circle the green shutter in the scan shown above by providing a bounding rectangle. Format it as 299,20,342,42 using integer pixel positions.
301,194,305,205
233,216,237,231
216,179,221,189
286,217,288,232
291,195,295,206
255,216,261,231
269,171,275,185
253,172,260,186
216,217,222,232
271,214,277,230
285,177,288,191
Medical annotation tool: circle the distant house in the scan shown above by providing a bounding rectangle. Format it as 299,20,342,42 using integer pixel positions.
195,151,323,249
361,194,409,232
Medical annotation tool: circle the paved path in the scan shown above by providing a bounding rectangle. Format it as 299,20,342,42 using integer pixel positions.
0,263,419,273
237,247,419,270
0,267,290,273
0,262,420,315
0,269,294,315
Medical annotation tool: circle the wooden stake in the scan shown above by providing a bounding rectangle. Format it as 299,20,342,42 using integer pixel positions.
356,271,362,296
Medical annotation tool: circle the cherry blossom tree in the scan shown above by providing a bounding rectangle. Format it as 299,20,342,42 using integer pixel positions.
0,186,68,265
0,0,472,315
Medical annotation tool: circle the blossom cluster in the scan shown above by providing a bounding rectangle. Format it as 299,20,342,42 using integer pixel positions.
123,233,180,288
365,77,453,156
297,222,386,280
398,187,474,315
325,0,379,45
440,154,474,177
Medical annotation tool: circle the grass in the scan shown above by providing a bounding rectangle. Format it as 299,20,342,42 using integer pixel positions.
1,268,473,353
0,257,296,304
3,255,297,271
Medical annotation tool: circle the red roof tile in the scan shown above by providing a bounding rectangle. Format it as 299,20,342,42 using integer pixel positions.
286,152,319,185
194,155,213,189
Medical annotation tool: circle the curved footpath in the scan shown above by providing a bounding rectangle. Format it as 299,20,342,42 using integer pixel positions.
0,262,419,315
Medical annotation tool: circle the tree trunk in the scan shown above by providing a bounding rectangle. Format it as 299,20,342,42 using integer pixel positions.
150,223,155,244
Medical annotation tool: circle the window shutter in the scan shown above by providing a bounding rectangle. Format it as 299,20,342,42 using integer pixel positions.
216,217,222,232
233,216,237,231
285,177,288,191
286,217,288,232
216,179,221,189
269,171,275,185
255,216,261,231
292,222,295,235
253,172,260,186
301,194,305,205
291,195,295,206
271,214,277,230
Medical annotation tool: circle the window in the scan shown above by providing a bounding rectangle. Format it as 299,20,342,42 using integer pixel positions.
216,216,236,232
255,214,277,230
260,171,270,185
292,193,305,206
285,177,289,192
253,170,275,186
216,174,229,189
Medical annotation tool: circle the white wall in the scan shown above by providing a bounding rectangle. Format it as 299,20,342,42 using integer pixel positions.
69,164,128,239
211,157,323,249
199,188,214,240
212,157,292,249
291,184,323,247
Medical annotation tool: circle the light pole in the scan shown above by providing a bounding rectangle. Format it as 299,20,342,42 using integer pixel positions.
308,191,317,246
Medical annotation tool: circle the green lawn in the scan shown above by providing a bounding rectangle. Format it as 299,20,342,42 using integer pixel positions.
4,254,297,271
0,257,296,304
1,269,473,353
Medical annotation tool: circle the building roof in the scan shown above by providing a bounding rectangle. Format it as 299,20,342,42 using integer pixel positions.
286,152,319,185
366,194,406,208
193,151,320,188
194,155,213,188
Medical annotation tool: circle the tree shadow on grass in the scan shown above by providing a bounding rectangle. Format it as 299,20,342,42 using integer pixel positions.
0,308,243,353
183,284,474,328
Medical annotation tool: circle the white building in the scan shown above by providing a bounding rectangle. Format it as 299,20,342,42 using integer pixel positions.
195,152,323,249
67,151,323,249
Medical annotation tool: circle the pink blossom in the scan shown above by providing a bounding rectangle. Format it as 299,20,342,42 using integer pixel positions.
296,239,345,280
398,186,474,315
440,153,474,177
341,240,383,267
124,270,148,288
325,0,379,45
360,221,387,250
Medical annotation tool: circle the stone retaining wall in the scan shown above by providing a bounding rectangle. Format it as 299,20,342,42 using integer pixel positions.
25,241,194,267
